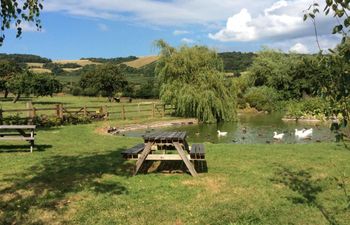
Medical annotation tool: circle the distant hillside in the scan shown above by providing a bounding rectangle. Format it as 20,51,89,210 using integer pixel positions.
81,56,137,64
53,59,101,66
124,56,159,68
0,53,51,63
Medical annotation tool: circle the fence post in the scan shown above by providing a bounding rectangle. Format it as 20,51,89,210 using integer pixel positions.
0,108,3,125
26,102,33,118
83,106,87,117
103,105,108,120
59,104,64,119
138,103,140,113
152,103,155,118
163,104,166,117
122,104,126,120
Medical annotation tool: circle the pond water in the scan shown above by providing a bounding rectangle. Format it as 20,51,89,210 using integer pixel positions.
125,113,335,144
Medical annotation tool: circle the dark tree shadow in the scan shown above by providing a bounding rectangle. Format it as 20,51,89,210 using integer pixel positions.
0,147,132,225
271,166,339,225
0,144,52,153
138,160,208,174
33,101,71,105
0,97,32,102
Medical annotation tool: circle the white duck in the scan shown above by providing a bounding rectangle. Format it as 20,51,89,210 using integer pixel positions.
294,128,306,138
298,128,313,139
273,132,284,140
217,130,228,137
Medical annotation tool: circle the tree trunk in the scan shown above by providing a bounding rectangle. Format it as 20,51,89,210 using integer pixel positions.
13,93,20,103
4,89,8,98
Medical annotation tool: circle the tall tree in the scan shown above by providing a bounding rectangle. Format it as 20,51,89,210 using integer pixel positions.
155,40,237,123
0,60,22,98
6,71,62,103
0,0,43,45
79,63,128,100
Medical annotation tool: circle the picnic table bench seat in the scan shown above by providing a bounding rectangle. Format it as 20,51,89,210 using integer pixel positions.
190,144,205,160
0,125,36,152
121,143,145,159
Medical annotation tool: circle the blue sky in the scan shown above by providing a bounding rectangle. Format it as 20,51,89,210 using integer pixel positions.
0,0,342,60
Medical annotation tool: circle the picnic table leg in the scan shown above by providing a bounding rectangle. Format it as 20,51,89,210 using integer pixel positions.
173,142,198,177
30,129,34,153
134,142,153,175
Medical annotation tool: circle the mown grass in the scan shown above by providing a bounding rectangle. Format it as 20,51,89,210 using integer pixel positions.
0,122,349,225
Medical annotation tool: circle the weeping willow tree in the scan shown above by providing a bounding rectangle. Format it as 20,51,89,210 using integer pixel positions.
155,40,237,123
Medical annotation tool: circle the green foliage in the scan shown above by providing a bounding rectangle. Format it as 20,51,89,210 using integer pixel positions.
71,87,83,96
155,40,237,123
0,53,51,63
2,114,91,127
135,79,159,99
0,60,22,94
304,1,350,42
0,0,43,45
244,86,281,112
79,63,128,98
218,51,255,74
248,49,321,100
311,39,350,125
6,70,62,102
81,56,138,64
285,98,331,120
31,73,62,97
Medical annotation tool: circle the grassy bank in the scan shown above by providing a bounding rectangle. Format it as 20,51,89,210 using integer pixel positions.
0,123,349,225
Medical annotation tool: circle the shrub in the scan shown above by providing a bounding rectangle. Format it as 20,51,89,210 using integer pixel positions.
71,87,83,96
83,87,99,97
284,97,331,120
244,86,281,112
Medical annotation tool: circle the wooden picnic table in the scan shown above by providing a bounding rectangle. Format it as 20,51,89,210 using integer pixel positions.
0,125,36,152
122,131,206,177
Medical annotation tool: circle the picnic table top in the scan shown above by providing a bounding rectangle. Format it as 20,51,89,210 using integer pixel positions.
0,125,36,129
143,131,187,142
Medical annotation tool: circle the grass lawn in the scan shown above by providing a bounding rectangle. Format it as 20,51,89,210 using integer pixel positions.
0,122,349,225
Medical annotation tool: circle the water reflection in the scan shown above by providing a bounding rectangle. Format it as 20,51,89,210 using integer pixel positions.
125,113,335,144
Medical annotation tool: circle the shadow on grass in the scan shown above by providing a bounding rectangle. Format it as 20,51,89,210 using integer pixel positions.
0,144,52,153
0,97,32,103
139,160,208,174
272,167,339,225
0,147,133,224
33,101,70,105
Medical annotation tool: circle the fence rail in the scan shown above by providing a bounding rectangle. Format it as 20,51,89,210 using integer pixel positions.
0,102,176,125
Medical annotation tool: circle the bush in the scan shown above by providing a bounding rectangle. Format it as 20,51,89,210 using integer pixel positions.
71,87,83,96
284,97,331,120
83,87,99,97
2,114,92,128
244,86,281,112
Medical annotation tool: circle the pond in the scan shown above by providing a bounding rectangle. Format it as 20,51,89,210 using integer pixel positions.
125,113,335,144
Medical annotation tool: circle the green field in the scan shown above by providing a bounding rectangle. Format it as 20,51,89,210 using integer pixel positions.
0,120,349,224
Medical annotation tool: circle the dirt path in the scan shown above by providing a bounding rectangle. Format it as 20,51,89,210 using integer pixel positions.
97,118,198,135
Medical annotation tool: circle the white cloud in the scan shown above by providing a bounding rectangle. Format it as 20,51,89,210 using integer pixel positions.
173,30,190,35
43,0,274,26
209,0,335,42
98,23,109,32
289,43,309,53
181,38,195,44
268,35,341,53
208,8,256,42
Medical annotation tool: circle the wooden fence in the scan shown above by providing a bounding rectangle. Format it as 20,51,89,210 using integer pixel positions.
0,102,176,124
